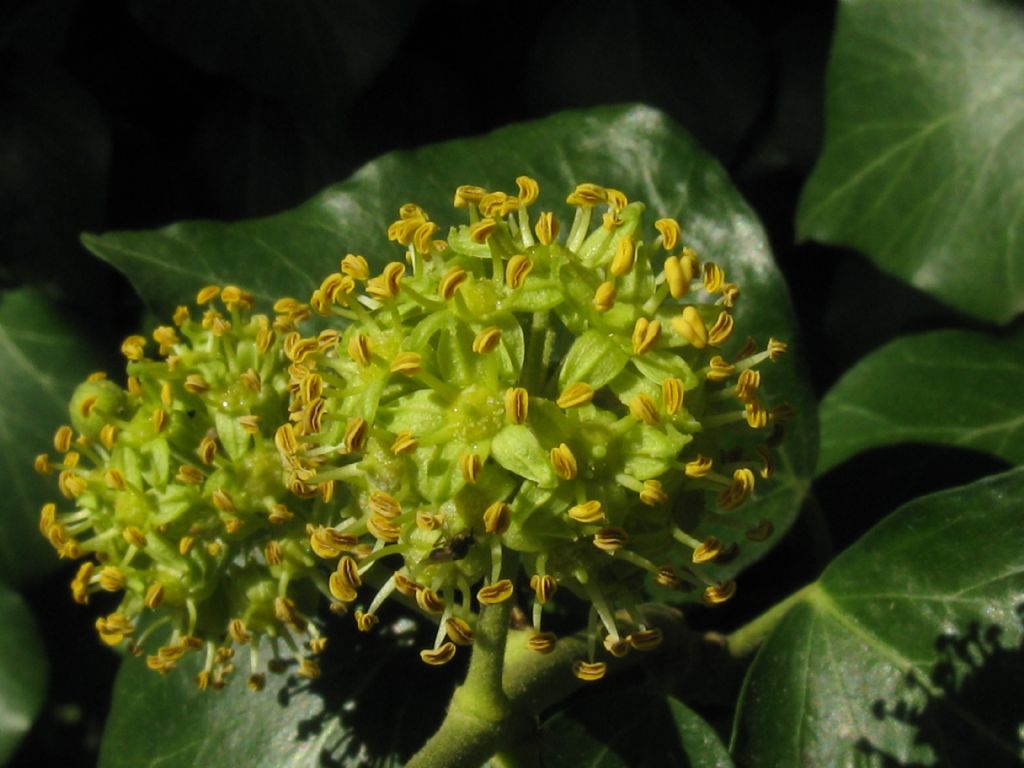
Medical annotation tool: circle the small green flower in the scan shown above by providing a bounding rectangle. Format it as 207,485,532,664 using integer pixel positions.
37,288,332,690
278,178,789,679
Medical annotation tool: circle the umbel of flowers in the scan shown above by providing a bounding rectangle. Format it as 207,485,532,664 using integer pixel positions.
281,178,787,681
38,177,787,689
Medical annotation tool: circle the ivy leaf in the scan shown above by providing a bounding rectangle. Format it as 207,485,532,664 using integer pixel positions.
0,583,48,764
82,104,817,575
797,0,1024,324
99,615,456,768
541,688,733,768
0,288,112,585
818,330,1024,475
731,467,1024,766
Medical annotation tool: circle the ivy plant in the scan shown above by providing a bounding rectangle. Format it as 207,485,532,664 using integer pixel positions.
3,2,1023,766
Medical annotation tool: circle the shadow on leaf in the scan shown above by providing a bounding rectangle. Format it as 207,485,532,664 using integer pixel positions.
856,605,1024,768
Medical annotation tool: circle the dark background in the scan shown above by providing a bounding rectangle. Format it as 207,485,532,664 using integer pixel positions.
3,2,1007,765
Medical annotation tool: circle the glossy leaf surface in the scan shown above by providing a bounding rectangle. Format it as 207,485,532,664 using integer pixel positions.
732,467,1024,767
797,0,1024,323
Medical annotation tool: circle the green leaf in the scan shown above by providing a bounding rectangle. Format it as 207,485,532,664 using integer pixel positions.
541,688,733,768
557,329,629,390
83,104,815,575
818,330,1024,475
731,467,1024,767
0,583,48,764
0,288,111,584
99,616,454,768
797,0,1024,324
491,425,558,489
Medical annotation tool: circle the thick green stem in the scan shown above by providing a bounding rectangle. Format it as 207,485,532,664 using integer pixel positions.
723,582,815,659
406,601,514,768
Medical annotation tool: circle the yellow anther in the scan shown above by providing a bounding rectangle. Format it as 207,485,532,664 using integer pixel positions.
504,255,535,291
97,423,118,450
708,311,734,346
391,430,418,455
446,617,474,646
53,425,73,453
264,540,284,566
126,376,142,397
568,499,604,524
572,660,607,681
515,176,540,205
477,579,515,605
639,479,668,506
593,526,627,552
144,582,165,609
566,183,607,207
767,338,788,361
274,423,299,458
393,573,421,597
247,674,266,692
122,526,147,548
629,394,660,425
720,282,741,307
707,355,736,382
390,351,422,376
341,253,370,280
534,212,559,245
33,454,52,475
220,285,253,310
332,418,362,454
703,262,725,293
211,489,235,513
460,452,482,483
103,466,126,489
505,387,529,424
399,203,426,221
38,503,56,536
654,218,682,250
469,217,498,244
176,464,204,485
369,490,402,519
703,581,737,605
317,480,335,504
366,262,405,299
593,281,617,312
413,221,439,254
629,628,664,652
182,373,210,395
367,514,401,543
692,536,723,564
149,407,167,433
735,369,761,402
717,468,756,511
654,566,683,589
661,377,684,416
96,613,134,646
530,574,558,604
348,333,372,366
480,191,518,218
603,634,630,658
550,443,578,480
195,285,220,305
472,326,502,354
416,588,446,614
309,526,357,559
605,188,628,210
416,512,442,531
387,216,423,246
453,185,487,208
70,561,94,605
438,266,469,300
256,325,275,354
58,470,87,498
420,642,458,666
663,255,688,298
355,610,380,632
98,566,125,592
610,236,636,276
745,401,769,429
672,306,708,349
684,455,713,478
235,415,258,436
172,305,189,326
483,500,511,535
120,334,146,361
557,382,594,409
309,637,328,655
527,632,557,653
631,317,661,355
268,503,293,524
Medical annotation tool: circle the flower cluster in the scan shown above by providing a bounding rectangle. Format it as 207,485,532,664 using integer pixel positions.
39,177,787,688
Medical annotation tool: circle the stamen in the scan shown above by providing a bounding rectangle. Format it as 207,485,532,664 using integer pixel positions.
557,383,594,409
629,394,659,425
703,262,725,293
593,281,616,312
593,527,627,552
477,579,514,604
534,213,559,245
530,574,557,604
341,254,370,280
390,352,422,376
572,660,607,682
446,617,474,646
662,377,684,415
483,501,511,535
639,479,667,506
654,218,681,250
703,581,737,605
550,443,578,480
472,327,502,354
438,266,469,300
708,312,734,346
527,632,557,653
672,307,708,349
420,642,457,666
632,318,661,355
505,387,529,423
568,499,604,524
684,455,713,477
505,254,533,289
610,236,636,276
